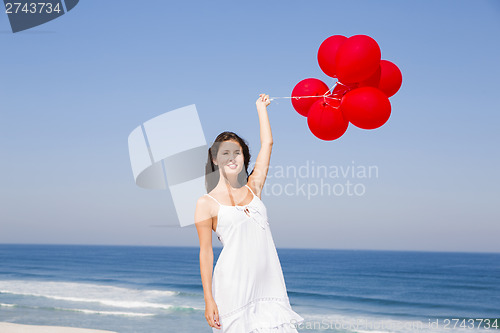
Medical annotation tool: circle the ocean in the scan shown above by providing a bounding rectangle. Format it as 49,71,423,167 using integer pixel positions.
0,244,498,332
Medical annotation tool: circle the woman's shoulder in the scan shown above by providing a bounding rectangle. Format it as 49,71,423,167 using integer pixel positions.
197,193,212,205
195,195,218,224
196,194,213,214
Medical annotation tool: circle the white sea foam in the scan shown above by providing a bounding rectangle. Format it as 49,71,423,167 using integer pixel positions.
0,302,155,317
53,307,155,317
1,292,197,310
0,303,16,307
0,280,178,297
0,280,203,312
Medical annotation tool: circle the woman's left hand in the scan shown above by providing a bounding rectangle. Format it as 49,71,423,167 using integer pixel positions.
256,93,271,108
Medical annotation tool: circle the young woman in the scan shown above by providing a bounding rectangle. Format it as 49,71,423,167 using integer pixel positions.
195,94,304,332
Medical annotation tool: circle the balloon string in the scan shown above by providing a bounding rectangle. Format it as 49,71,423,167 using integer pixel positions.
270,81,342,102
335,81,349,87
269,95,341,101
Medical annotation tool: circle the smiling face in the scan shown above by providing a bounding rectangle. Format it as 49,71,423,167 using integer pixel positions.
214,140,245,176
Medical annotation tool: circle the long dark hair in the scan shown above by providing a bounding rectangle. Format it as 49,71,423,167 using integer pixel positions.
205,131,252,193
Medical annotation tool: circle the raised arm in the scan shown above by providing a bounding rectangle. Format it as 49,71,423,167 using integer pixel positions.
248,94,273,198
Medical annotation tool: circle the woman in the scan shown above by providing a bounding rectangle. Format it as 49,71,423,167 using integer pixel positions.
195,94,304,332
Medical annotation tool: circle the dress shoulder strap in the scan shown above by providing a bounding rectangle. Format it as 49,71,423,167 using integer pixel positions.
205,194,222,206
245,184,256,197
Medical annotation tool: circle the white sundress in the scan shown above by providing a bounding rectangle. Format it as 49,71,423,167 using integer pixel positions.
205,184,304,332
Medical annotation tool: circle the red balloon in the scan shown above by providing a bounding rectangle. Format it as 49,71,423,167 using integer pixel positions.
358,65,381,88
378,60,402,97
340,87,391,130
317,35,347,78
335,35,381,84
307,100,349,141
291,78,330,117
359,60,402,97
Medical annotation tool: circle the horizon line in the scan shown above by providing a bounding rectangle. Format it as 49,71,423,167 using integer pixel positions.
0,243,498,255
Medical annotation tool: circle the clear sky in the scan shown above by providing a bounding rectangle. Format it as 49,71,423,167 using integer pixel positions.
1,0,499,252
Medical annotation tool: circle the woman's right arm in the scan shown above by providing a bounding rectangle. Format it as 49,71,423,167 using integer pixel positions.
195,196,221,329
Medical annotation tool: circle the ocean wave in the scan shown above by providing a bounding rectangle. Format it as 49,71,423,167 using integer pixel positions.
0,303,17,307
0,280,179,297
53,307,156,317
0,280,203,312
0,291,202,311
288,290,486,312
1,302,155,317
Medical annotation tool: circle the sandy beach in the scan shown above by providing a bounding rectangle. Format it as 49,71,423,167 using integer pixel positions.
0,322,117,333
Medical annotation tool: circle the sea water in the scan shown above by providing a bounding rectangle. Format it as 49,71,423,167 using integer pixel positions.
0,245,498,332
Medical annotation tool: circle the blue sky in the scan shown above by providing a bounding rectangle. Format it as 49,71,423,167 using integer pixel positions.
1,0,499,252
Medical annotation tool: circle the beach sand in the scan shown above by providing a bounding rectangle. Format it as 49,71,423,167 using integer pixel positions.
0,322,117,333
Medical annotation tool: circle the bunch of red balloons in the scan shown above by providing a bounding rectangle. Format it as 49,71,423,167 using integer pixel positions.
291,34,402,141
